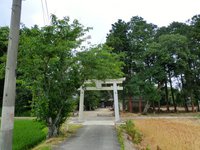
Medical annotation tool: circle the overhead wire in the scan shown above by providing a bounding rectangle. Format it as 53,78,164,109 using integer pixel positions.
41,0,46,25
44,0,50,22
41,0,50,25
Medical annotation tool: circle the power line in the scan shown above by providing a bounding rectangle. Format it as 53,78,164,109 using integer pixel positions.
44,0,50,21
41,0,46,25
41,0,50,25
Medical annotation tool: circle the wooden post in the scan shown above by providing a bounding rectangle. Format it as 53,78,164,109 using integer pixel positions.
78,87,84,122
0,0,22,149
129,96,133,113
113,82,120,122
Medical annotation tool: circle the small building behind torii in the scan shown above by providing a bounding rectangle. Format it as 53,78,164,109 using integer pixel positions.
78,78,125,122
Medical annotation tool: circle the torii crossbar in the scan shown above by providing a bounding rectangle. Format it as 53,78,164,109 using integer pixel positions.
78,78,125,122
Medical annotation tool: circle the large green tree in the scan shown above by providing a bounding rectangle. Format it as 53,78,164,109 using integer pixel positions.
19,15,90,137
106,16,158,111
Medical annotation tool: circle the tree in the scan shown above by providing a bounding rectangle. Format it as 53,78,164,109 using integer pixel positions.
106,16,158,110
18,15,91,138
158,34,189,112
106,19,130,110
187,15,200,111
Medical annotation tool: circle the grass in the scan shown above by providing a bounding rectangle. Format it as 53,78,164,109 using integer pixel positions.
116,126,125,150
1,118,81,150
32,124,82,150
134,118,200,150
116,120,143,150
120,120,142,144
12,119,47,150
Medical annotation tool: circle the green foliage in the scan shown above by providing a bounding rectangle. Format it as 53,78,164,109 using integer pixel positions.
15,80,32,116
0,26,9,54
77,44,124,80
106,19,130,75
12,119,47,150
121,120,142,144
126,74,161,103
0,26,9,109
84,91,100,110
145,145,151,150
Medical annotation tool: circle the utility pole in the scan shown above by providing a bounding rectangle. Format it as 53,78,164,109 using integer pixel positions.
0,0,22,149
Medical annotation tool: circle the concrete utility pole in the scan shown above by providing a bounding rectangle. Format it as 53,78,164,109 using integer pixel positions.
0,0,22,149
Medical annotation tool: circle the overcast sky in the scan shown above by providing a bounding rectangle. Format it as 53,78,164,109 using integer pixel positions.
1,0,200,45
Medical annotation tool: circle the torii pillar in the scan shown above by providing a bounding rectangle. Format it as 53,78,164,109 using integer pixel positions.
113,81,120,122
78,86,84,122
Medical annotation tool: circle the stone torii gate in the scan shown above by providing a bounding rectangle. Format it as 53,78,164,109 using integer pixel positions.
78,78,125,122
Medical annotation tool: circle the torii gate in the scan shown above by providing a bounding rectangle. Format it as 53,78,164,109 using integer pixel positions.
78,78,125,122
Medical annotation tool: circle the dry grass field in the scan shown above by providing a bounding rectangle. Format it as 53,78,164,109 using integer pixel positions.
134,119,200,150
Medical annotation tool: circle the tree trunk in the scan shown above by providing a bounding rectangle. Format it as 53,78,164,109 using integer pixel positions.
143,101,150,115
47,117,59,138
169,72,176,112
139,96,142,113
122,84,126,112
48,125,59,138
128,96,133,113
191,101,194,112
180,75,188,112
158,100,160,113
164,80,169,112
184,98,189,112
190,94,194,112
196,99,200,112
152,101,155,112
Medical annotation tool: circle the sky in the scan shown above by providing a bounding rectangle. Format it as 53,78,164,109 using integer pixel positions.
1,0,200,45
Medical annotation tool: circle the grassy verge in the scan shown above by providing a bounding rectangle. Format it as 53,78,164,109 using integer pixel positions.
116,126,125,150
13,119,47,150
116,120,143,150
32,124,82,150
121,120,142,144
